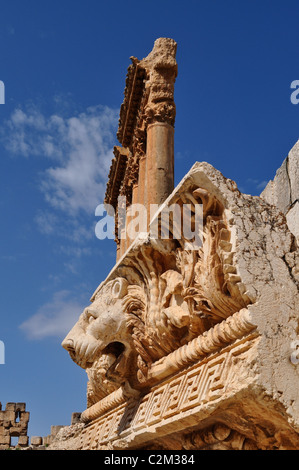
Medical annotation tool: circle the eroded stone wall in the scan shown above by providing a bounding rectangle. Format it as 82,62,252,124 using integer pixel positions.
0,402,29,449
261,140,299,241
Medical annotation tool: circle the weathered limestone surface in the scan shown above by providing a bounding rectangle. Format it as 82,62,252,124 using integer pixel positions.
46,423,85,451
59,38,299,450
261,140,299,241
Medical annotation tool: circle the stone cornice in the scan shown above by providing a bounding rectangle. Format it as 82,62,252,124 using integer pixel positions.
80,308,257,424
116,61,146,148
104,146,130,211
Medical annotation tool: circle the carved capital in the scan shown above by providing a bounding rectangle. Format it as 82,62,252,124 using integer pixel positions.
142,38,177,127
143,101,176,127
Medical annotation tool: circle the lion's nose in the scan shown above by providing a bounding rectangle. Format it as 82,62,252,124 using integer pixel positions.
62,338,74,352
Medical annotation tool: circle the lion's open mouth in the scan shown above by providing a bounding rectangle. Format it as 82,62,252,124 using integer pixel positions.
102,341,126,382
102,341,125,358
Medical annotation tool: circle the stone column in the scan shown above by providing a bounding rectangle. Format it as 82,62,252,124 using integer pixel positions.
105,38,177,256
116,242,121,262
146,122,174,228
118,197,127,259
126,182,139,250
140,38,177,229
120,228,126,258
138,155,147,206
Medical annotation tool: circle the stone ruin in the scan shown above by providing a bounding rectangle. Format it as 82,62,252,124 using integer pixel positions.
59,38,299,450
0,402,30,449
0,401,82,450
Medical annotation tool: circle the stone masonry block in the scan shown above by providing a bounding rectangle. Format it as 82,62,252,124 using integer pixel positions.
2,411,15,422
18,435,29,447
20,411,30,423
15,403,26,412
43,435,52,446
0,427,9,436
51,425,65,437
31,436,42,446
5,403,16,411
10,426,28,435
0,435,11,445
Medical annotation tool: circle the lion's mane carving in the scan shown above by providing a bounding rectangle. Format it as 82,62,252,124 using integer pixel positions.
62,273,195,403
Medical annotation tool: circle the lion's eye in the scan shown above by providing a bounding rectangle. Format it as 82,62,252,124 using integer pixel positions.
84,309,96,323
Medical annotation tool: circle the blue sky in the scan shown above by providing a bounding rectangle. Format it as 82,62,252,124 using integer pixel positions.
1,0,299,439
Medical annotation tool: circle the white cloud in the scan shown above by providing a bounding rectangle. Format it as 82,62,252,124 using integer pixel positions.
19,290,85,340
34,210,59,235
256,180,268,191
34,209,94,242
1,102,119,253
246,178,269,193
3,104,118,215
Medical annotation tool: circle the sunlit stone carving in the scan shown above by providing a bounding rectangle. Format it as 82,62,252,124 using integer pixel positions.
59,38,299,451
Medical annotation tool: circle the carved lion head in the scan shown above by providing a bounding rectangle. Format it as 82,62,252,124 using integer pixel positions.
62,277,147,400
